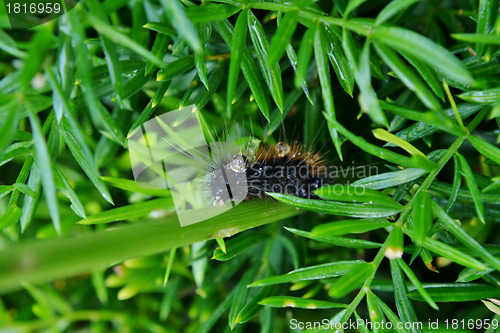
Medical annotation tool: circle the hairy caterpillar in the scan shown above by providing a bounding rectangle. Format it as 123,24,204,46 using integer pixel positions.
128,106,331,225
207,141,330,206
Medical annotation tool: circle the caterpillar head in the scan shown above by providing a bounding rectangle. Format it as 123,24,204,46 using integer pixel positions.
209,154,249,206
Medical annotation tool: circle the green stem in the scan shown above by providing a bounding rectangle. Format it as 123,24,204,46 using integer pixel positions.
397,107,489,225
5,310,126,331
246,2,371,34
340,229,393,323
0,201,300,293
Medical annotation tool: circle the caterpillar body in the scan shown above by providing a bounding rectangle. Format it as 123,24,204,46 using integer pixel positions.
207,141,330,206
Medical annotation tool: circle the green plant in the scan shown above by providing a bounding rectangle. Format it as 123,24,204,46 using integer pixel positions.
1,0,500,332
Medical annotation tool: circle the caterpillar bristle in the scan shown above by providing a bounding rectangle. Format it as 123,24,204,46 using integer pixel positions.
254,142,326,175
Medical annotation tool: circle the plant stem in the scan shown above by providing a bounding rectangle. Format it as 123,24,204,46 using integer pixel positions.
0,201,300,293
397,107,489,225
